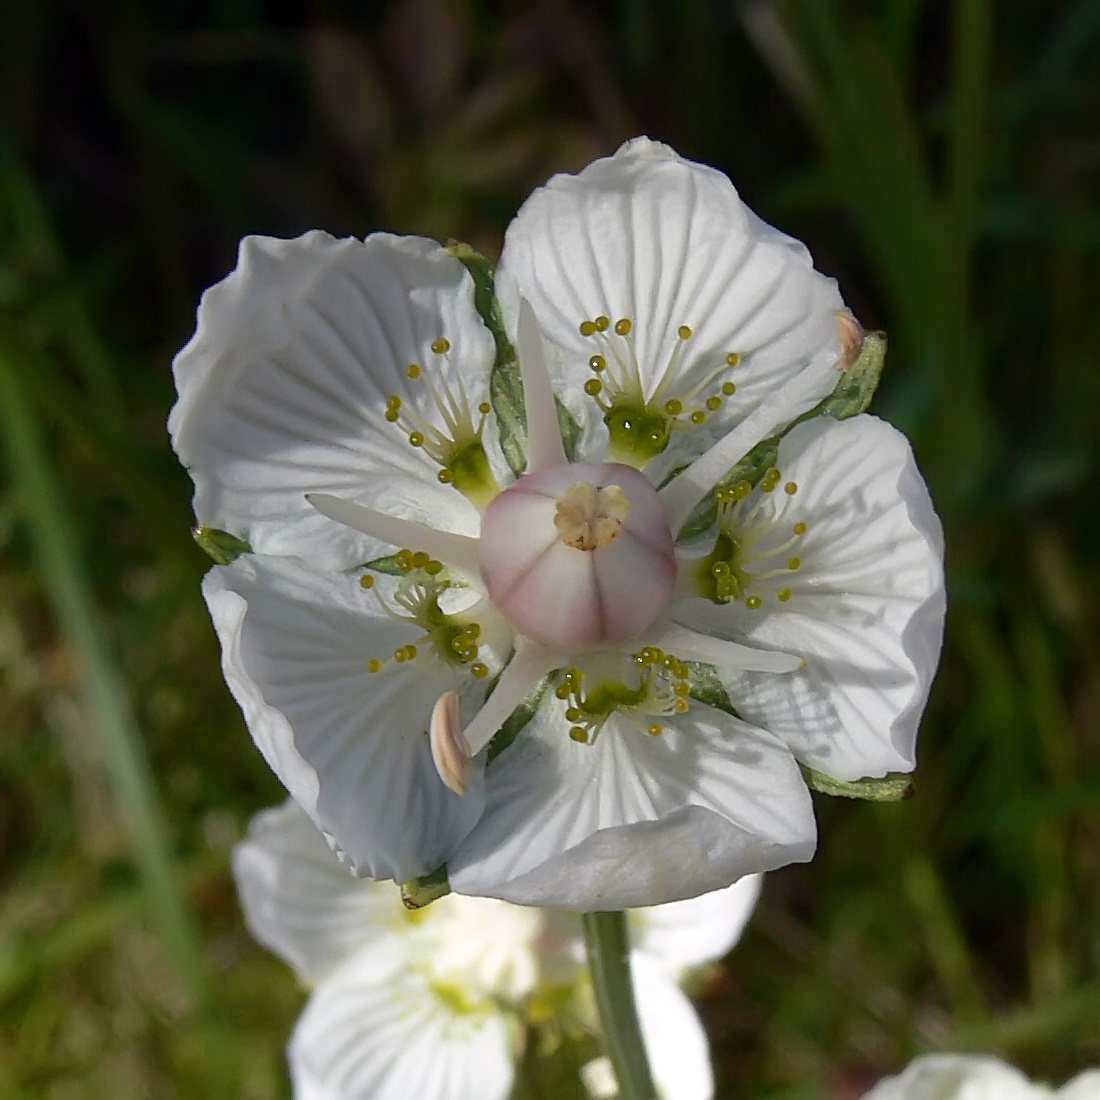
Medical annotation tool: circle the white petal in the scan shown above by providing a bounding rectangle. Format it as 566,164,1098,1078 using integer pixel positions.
631,874,762,977
861,1054,1046,1100
1060,1071,1100,1099
289,942,515,1100
232,800,403,984
203,556,487,882
673,414,945,780
632,953,714,1100
169,232,495,570
497,137,844,479
448,702,815,909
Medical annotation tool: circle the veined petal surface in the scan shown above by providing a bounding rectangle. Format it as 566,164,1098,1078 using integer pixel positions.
448,704,815,909
232,800,405,984
631,873,762,978
203,555,487,882
496,137,845,479
861,1055,1059,1100
289,941,515,1100
674,414,945,780
170,231,495,571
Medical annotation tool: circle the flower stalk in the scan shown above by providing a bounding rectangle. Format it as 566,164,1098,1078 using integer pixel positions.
583,910,659,1100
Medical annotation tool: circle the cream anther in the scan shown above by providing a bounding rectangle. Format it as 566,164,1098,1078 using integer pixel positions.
554,482,630,551
836,310,865,369
430,690,471,796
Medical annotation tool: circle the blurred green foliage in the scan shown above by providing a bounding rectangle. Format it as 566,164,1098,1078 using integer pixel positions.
0,1,1098,1096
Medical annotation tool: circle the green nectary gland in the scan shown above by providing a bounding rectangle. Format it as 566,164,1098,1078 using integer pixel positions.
696,530,745,604
445,440,500,510
603,402,671,466
575,677,650,717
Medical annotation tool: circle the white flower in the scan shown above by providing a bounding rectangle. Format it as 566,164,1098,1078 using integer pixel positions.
863,1054,1100,1100
171,137,945,908
233,800,762,1100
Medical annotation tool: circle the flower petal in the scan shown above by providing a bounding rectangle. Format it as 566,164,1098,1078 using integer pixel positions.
674,414,945,780
861,1054,1043,1100
631,874,762,978
203,555,488,882
169,232,496,570
232,800,398,984
496,137,844,481
289,941,515,1100
448,703,815,909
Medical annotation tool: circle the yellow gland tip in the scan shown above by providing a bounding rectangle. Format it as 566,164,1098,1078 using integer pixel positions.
648,722,663,736
690,410,705,425
471,662,489,678
793,521,808,535
787,557,801,570
721,381,736,395
664,398,683,415
778,587,792,602
589,354,606,372
359,574,375,589
746,595,763,610
614,318,632,336
430,337,450,354
437,469,453,483
584,379,602,396
478,401,491,414
678,324,693,339
594,315,610,331
406,363,421,379
569,726,588,743
705,395,722,411
366,658,383,673
579,320,597,336
409,431,424,447
725,352,741,367
785,481,798,495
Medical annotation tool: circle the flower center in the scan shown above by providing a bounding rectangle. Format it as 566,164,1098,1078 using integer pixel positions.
696,468,808,609
553,481,630,550
478,461,677,649
383,337,501,509
577,314,742,468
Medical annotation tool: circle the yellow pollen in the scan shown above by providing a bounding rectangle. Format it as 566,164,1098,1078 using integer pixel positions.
366,658,383,673
594,315,610,331
579,320,597,336
409,431,424,447
705,396,722,411
614,318,632,336
778,587,792,602
430,337,450,354
787,557,801,570
678,324,693,340
793,521,808,535
746,596,763,610
359,574,375,589
721,381,736,395
648,722,663,736
584,379,602,396
785,481,798,495
471,662,489,678
406,363,421,379
664,399,683,415
589,355,606,372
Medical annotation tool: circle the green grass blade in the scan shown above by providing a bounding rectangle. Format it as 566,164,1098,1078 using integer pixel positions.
0,350,207,1008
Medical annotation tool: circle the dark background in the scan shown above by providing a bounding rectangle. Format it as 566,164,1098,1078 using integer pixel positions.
1,1,1098,1096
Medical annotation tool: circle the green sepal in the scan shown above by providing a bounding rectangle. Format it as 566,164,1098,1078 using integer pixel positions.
801,765,914,801
401,864,451,909
448,240,581,477
683,660,741,717
363,553,406,576
675,332,888,543
487,672,555,763
192,526,251,565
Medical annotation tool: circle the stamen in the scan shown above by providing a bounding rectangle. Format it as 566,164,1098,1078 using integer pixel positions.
430,691,471,796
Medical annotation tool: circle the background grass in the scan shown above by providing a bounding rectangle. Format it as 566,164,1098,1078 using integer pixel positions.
0,1,1098,1096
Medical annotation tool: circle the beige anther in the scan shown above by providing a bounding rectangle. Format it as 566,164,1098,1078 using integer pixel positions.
554,482,631,551
429,690,471,796
836,310,865,369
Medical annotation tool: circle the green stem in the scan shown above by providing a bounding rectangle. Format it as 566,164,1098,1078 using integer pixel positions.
582,911,658,1100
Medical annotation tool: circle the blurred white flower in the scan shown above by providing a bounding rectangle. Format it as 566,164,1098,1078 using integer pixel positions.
173,137,945,909
233,800,763,1100
863,1055,1100,1100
